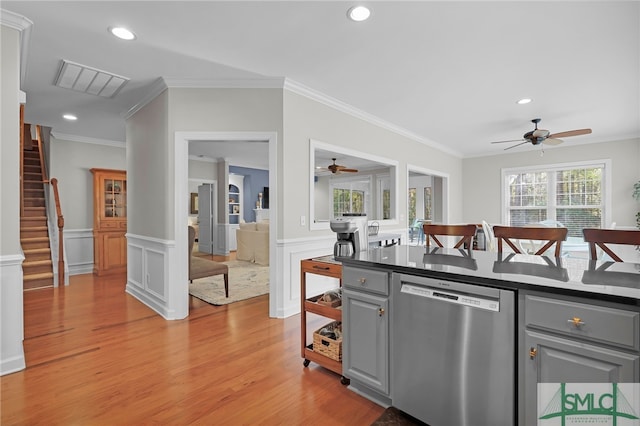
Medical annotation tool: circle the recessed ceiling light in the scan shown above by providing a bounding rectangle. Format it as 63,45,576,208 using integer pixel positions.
109,26,136,41
517,98,532,105
63,114,77,121
347,6,370,22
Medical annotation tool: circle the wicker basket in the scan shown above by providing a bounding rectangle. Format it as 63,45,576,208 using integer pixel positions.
368,221,379,236
313,321,342,361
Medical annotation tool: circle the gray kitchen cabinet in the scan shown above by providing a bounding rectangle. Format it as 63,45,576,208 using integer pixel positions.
342,265,390,405
521,292,640,426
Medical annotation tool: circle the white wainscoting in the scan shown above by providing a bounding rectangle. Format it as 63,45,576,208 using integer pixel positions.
275,235,339,318
0,253,26,375
64,229,94,275
126,233,186,320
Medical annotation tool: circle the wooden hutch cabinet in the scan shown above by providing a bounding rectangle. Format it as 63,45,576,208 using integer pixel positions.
91,168,127,276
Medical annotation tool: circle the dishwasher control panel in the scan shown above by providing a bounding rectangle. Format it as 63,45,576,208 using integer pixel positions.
400,283,500,312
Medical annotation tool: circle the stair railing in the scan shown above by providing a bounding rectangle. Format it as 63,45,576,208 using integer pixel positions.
34,125,65,285
50,178,65,284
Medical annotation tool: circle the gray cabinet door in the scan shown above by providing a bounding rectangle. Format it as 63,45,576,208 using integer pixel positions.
523,329,639,426
343,289,388,395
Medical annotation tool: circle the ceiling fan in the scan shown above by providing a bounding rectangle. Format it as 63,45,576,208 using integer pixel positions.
490,118,592,151
326,158,358,174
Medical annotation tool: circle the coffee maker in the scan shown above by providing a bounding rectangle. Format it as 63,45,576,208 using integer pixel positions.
330,218,361,257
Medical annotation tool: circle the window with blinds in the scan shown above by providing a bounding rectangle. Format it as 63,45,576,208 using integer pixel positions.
503,162,607,238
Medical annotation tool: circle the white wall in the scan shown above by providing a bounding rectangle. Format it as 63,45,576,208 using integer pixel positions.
462,139,640,227
0,22,26,375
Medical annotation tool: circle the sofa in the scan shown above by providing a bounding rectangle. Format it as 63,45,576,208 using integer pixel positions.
236,221,269,265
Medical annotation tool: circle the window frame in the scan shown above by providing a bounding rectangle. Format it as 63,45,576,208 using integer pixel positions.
501,160,612,235
329,175,371,219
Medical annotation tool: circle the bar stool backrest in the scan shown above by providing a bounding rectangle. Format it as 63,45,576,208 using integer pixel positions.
582,228,640,262
423,224,477,249
493,226,567,257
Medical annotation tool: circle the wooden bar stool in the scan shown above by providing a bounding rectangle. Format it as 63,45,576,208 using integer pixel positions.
422,224,477,249
582,228,640,262
493,226,567,257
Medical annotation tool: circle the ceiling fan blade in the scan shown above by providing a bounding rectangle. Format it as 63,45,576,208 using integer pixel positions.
340,168,358,173
503,141,529,151
491,138,526,144
543,138,564,146
549,128,592,139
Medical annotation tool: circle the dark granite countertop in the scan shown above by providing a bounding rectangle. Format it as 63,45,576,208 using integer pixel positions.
339,246,640,306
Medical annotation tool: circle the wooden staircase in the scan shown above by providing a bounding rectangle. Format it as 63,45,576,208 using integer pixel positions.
21,144,54,289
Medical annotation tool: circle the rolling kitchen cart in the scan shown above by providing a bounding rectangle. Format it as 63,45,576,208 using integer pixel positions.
300,256,349,384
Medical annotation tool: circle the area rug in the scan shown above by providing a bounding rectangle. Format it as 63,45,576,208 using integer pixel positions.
189,260,269,306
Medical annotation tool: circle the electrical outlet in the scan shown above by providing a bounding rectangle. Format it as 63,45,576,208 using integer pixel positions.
300,215,306,226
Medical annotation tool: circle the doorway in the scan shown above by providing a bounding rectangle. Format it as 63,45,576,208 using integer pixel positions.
407,165,448,245
175,131,278,318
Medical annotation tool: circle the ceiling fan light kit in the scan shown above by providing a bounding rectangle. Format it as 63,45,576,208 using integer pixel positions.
490,118,592,151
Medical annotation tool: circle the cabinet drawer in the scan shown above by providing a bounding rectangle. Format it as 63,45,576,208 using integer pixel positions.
301,259,342,278
525,294,640,351
100,221,119,229
343,266,389,296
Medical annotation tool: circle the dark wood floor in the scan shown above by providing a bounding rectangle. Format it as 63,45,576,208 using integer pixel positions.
1,272,384,425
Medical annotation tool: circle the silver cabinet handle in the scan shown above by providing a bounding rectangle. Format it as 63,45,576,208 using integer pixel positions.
567,317,585,328
359,277,366,285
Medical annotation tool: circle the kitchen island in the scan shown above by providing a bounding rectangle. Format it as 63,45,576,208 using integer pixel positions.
339,245,640,426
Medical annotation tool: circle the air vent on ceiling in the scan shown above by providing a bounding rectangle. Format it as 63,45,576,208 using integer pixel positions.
54,59,129,98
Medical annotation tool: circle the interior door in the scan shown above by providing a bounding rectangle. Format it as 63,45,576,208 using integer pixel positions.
198,184,216,253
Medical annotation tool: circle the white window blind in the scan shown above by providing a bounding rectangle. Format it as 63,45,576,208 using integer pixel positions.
503,161,609,238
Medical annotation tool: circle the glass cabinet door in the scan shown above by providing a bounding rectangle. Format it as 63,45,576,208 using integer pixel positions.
104,179,127,218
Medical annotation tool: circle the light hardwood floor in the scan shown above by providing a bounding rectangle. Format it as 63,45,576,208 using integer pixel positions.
1,273,384,425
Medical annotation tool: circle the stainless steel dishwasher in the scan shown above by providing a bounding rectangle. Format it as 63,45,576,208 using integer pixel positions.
392,273,515,426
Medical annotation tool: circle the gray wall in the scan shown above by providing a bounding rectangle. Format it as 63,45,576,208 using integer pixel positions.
49,138,126,229
127,89,170,238
1,25,21,256
188,158,218,220
461,138,640,227
167,88,283,239
1,22,26,375
282,89,463,239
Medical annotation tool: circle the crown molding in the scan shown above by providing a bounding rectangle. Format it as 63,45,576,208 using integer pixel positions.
1,9,34,89
123,77,168,120
50,132,125,149
125,74,460,158
163,77,285,89
283,78,461,158
0,9,33,31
